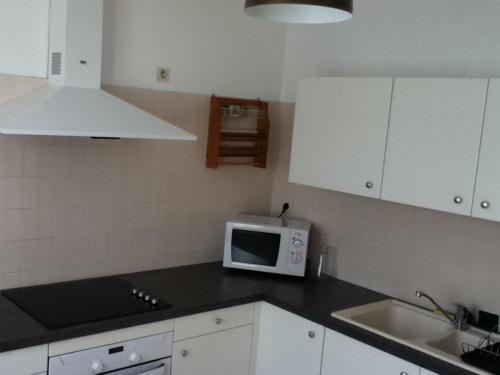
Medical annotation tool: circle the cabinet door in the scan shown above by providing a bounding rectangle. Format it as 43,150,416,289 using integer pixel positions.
472,79,500,221
322,329,420,375
420,369,439,375
0,345,48,375
0,0,49,77
290,77,394,198
382,78,487,215
254,302,324,375
172,325,252,375
174,303,254,341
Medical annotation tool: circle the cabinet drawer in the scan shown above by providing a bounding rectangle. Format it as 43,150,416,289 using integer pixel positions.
49,319,174,356
0,345,48,375
174,303,255,341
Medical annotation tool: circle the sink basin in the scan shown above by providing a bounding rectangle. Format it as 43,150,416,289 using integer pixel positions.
427,330,492,357
333,299,452,340
332,300,494,374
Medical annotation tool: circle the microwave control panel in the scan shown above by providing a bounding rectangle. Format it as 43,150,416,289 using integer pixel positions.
288,229,309,274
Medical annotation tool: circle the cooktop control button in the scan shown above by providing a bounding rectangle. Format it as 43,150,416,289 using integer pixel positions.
91,361,104,374
151,297,160,306
144,294,151,302
131,288,139,295
129,352,142,364
137,291,145,299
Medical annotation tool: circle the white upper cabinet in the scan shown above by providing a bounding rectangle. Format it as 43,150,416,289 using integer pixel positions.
382,78,488,215
420,370,439,375
472,79,500,221
290,77,394,199
0,0,49,77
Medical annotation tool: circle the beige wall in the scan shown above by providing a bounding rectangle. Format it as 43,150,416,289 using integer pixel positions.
270,103,500,315
281,0,500,101
0,80,273,289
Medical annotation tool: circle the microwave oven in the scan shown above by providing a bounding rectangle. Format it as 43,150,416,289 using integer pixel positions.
223,215,311,277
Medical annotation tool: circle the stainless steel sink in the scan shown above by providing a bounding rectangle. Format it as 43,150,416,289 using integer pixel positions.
332,299,495,374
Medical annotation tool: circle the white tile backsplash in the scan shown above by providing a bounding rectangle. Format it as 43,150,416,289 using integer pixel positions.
0,83,273,289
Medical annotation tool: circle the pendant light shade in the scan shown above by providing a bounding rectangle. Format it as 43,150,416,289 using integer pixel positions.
245,0,353,24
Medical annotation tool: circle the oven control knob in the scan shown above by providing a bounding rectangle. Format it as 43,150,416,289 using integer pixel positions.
292,239,304,247
90,361,104,374
129,352,142,364
137,290,145,299
144,294,151,302
131,288,139,295
151,297,160,306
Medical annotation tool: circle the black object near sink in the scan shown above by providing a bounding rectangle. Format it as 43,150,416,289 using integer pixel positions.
2,276,170,330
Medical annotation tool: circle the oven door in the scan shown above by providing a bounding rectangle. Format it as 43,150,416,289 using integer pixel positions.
224,223,288,273
101,358,171,375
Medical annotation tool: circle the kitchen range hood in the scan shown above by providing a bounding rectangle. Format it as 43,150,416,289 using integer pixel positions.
0,0,197,141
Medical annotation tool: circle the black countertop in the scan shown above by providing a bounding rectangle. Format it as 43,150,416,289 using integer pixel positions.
0,262,478,375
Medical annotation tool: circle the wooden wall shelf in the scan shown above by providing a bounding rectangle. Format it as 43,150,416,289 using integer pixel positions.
206,95,270,169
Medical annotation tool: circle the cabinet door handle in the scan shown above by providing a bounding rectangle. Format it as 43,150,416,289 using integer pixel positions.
365,181,374,189
454,196,463,204
481,201,491,209
308,331,316,338
181,350,188,357
400,372,408,375
215,317,222,325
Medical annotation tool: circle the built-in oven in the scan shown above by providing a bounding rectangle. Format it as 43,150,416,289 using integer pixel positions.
48,331,173,375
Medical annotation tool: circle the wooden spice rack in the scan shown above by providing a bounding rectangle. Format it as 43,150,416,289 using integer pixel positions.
206,95,270,169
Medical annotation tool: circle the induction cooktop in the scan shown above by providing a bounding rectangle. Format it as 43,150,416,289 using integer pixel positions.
2,277,171,330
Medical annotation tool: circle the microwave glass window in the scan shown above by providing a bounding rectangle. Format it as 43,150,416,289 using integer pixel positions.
231,229,281,267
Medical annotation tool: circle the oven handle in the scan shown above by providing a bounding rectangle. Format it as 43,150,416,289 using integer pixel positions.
106,361,168,375
135,364,166,375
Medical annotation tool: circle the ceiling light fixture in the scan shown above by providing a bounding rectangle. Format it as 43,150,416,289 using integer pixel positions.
245,0,353,24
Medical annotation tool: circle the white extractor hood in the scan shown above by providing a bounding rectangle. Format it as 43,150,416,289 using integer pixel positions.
0,0,197,141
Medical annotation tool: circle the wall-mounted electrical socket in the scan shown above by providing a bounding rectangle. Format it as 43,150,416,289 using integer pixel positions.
157,67,170,82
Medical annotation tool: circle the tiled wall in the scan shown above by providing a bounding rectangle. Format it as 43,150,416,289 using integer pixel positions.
3,80,499,318
270,102,500,315
0,82,273,289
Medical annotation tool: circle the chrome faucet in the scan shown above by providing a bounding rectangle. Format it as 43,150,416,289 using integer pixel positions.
415,291,469,331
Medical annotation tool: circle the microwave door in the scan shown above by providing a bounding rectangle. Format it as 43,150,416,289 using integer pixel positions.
231,229,281,267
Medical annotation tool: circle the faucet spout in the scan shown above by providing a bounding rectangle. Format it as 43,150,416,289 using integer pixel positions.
415,290,468,331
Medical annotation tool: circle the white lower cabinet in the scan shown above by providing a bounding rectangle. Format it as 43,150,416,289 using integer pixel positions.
172,324,253,375
321,328,420,375
0,345,48,375
0,305,451,375
253,302,325,375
